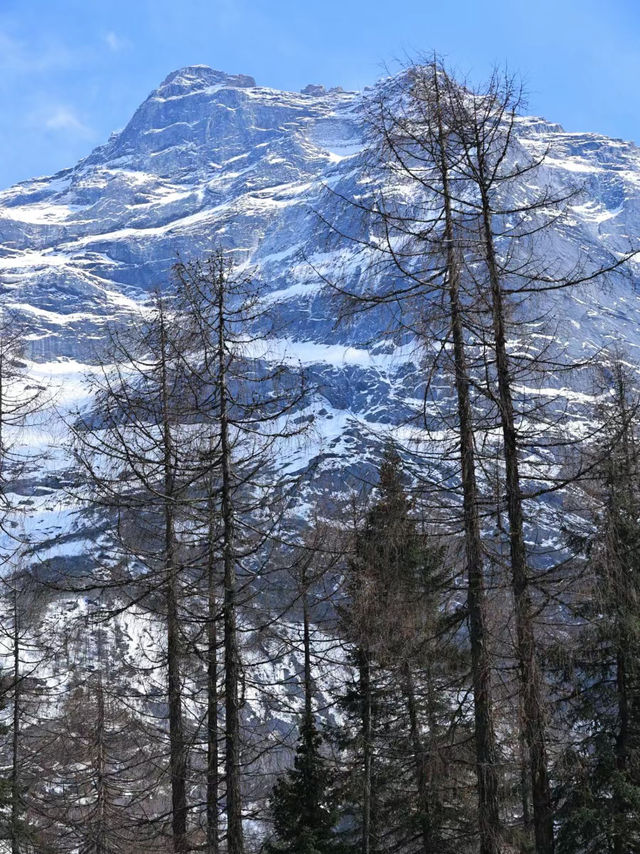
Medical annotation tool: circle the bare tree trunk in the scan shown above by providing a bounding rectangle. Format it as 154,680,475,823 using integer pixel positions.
358,645,373,854
11,590,20,854
403,662,432,854
160,307,188,854
206,499,220,854
612,368,632,854
302,565,313,738
519,712,532,836
479,188,554,854
433,69,503,854
167,566,188,853
95,675,106,854
218,291,244,854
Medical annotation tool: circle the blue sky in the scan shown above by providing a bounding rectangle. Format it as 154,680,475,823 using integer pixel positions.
0,0,638,189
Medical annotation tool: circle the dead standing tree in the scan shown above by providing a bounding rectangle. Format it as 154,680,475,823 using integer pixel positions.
442,66,636,854
320,61,504,854
70,292,200,853
172,251,308,854
321,55,638,853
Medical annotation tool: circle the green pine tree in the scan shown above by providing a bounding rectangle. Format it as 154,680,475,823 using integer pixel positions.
265,718,343,854
335,443,474,854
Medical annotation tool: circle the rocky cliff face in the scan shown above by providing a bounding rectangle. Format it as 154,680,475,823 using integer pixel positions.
1,64,640,556
0,67,360,359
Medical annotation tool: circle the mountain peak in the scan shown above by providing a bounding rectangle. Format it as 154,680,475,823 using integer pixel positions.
156,65,256,96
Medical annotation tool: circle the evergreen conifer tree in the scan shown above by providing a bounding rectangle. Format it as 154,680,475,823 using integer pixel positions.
336,444,473,853
265,718,342,854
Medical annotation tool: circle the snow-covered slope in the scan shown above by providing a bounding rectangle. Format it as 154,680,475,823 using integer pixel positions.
0,67,361,359
2,64,640,560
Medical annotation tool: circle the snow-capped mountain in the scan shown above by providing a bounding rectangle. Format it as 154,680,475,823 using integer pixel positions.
2,63,640,558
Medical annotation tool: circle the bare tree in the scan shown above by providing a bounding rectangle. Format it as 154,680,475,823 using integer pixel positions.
170,251,309,854
441,66,633,853
321,60,504,854
70,292,199,852
320,54,638,853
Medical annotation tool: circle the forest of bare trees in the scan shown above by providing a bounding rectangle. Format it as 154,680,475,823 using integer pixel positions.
0,57,637,854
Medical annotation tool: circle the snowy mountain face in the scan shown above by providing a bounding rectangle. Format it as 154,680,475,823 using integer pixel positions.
2,65,640,847
0,66,360,359
2,63,640,560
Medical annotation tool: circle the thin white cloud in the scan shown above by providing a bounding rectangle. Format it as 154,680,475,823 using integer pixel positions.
45,107,89,134
29,105,94,138
104,31,130,52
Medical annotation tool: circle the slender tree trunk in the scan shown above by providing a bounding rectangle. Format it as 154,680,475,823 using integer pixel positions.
519,712,532,838
612,370,632,854
433,69,503,854
206,495,220,854
403,662,432,854
302,565,313,738
358,645,373,854
218,288,244,854
479,183,554,854
95,675,106,854
11,591,20,854
159,307,188,854
167,565,188,853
